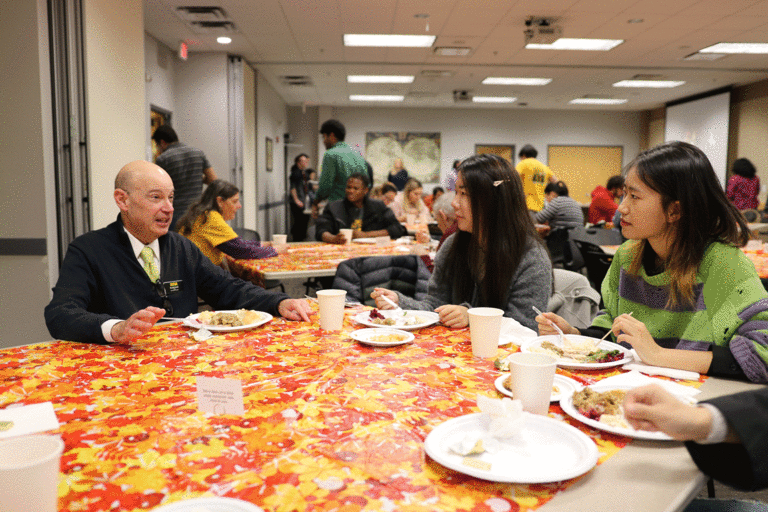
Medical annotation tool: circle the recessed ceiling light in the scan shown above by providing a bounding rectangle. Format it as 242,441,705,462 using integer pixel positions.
699,42,768,54
683,52,727,61
569,98,628,105
347,75,415,83
434,47,472,56
472,96,517,103
343,34,436,47
613,80,685,88
482,77,552,86
349,95,405,102
526,38,623,51
217,36,232,44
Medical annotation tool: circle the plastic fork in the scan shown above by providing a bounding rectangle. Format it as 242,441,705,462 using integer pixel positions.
532,306,564,344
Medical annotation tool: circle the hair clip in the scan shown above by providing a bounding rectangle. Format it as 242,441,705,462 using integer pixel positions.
493,180,510,187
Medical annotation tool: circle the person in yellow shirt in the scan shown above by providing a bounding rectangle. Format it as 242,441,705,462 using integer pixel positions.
516,144,557,212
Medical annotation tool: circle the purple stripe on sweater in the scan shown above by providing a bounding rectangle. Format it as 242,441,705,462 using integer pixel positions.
737,321,768,344
738,298,768,321
618,269,705,312
729,336,768,383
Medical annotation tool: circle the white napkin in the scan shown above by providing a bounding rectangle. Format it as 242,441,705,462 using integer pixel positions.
449,396,524,456
597,370,700,398
623,349,700,381
498,317,538,346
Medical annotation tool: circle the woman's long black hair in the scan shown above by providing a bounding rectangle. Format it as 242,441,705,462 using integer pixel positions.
176,180,239,234
438,154,543,308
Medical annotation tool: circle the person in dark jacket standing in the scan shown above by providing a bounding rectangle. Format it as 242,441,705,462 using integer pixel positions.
316,173,406,244
289,153,312,241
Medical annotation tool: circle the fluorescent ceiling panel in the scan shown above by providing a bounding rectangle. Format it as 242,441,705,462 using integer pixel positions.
349,95,404,102
569,98,627,105
613,80,685,88
347,75,415,83
699,42,768,54
482,77,552,86
472,96,517,103
343,34,436,47
526,38,623,51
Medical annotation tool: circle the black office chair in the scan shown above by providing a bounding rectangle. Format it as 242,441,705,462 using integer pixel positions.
571,240,613,291
232,228,285,293
546,227,570,268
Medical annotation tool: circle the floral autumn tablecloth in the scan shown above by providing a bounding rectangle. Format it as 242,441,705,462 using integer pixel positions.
0,308,702,512
226,243,412,287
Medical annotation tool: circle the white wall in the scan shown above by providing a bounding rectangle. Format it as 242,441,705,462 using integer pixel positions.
85,0,145,230
255,71,288,238
0,0,54,346
144,34,176,158
174,53,230,177
286,106,319,173
242,64,257,229
313,106,642,190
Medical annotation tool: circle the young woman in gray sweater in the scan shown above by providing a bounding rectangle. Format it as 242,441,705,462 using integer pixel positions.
371,154,552,330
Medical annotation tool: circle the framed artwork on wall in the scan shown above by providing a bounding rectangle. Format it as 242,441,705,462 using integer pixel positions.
150,105,171,162
265,137,273,172
365,132,441,185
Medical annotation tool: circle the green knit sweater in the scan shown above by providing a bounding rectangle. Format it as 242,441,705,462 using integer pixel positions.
592,241,768,383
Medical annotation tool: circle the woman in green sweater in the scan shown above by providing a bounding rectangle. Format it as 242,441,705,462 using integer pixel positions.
537,141,768,383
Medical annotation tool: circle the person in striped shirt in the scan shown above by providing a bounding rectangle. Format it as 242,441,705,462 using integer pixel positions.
535,180,584,229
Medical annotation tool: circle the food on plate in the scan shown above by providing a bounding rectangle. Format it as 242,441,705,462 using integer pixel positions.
369,333,409,344
196,309,262,327
503,376,559,395
572,387,630,428
449,433,486,456
368,309,424,327
530,337,624,364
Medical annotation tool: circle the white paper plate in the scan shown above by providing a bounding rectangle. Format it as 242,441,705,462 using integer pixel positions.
424,413,598,483
494,374,579,403
183,311,273,332
354,310,440,330
350,327,415,346
152,497,264,511
559,383,695,441
519,335,631,370
352,237,377,244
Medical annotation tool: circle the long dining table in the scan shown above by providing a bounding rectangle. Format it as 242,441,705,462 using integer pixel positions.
0,306,761,512
225,241,424,288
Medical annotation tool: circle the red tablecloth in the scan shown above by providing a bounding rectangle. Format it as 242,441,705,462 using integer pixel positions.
0,308,703,511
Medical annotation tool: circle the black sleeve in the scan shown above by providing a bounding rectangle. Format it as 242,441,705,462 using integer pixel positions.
685,388,768,491
578,326,611,339
315,203,341,241
44,243,114,344
381,206,406,239
708,344,749,380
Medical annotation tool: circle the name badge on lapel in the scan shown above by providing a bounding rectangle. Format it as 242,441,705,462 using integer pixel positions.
163,280,182,295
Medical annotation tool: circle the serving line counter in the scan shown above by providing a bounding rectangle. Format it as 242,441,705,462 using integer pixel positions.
1,306,760,512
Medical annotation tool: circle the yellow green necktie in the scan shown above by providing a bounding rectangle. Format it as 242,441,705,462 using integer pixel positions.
139,246,160,283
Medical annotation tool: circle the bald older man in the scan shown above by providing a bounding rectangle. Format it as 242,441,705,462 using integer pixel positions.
45,161,311,344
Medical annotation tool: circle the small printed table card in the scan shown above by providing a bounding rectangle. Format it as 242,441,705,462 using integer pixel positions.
196,376,245,415
0,402,60,439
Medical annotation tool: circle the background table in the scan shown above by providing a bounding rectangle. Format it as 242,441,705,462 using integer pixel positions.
226,242,417,288
3,307,755,511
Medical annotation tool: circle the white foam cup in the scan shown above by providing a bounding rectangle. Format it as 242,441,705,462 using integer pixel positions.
339,229,353,244
506,352,557,415
272,234,288,245
0,435,64,512
467,307,504,358
316,289,347,330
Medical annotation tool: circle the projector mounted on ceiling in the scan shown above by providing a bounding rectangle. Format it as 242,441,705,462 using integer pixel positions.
524,17,562,45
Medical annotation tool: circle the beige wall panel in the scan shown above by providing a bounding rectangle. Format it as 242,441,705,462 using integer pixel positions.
547,146,624,205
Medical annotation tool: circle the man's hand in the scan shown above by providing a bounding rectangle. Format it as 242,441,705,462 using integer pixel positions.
624,385,713,441
278,299,311,321
110,306,166,343
323,232,347,245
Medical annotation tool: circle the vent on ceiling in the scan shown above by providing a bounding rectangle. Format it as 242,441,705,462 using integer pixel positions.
188,20,237,34
421,70,454,78
453,90,472,102
281,75,314,87
176,6,229,22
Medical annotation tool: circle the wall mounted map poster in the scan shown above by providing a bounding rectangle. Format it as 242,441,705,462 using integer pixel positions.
365,132,441,185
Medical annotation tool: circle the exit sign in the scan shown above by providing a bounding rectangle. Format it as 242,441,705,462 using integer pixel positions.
179,42,188,61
